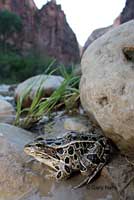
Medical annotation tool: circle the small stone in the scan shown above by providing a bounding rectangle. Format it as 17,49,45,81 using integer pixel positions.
15,74,64,107
64,117,89,132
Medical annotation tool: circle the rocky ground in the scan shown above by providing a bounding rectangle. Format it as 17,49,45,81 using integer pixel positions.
0,83,134,200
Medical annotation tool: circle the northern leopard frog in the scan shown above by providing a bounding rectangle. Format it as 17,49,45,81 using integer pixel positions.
24,131,113,188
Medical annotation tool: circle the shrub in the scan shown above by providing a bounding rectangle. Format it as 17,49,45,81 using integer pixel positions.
0,52,54,83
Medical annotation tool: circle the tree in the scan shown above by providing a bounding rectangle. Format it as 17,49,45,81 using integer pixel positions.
0,10,22,51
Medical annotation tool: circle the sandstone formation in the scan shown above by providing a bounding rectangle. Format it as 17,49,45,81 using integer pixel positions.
113,15,121,27
35,2,80,65
120,0,134,23
0,0,80,65
80,20,134,155
15,74,64,107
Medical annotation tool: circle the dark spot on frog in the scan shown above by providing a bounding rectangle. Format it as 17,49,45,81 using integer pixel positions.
75,142,79,148
82,136,88,140
56,155,60,160
83,142,87,148
65,157,70,164
55,166,60,170
57,171,62,179
57,148,64,154
74,154,78,160
80,148,84,155
87,154,100,164
64,165,71,174
68,146,74,155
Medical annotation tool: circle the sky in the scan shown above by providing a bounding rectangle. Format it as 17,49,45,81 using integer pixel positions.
34,0,126,46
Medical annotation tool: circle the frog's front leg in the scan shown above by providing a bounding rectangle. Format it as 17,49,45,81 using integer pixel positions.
55,163,72,180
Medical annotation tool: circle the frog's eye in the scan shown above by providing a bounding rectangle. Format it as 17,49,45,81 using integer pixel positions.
36,143,43,148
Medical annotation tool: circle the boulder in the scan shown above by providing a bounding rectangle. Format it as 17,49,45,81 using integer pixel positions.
82,26,112,55
0,84,10,96
15,74,64,107
0,99,14,115
0,123,38,200
82,15,122,56
80,20,134,155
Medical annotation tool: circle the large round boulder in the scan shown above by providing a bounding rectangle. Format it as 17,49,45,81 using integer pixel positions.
15,74,64,107
80,20,134,155
82,26,112,56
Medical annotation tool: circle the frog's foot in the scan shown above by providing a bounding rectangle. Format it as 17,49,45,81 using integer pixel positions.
73,163,105,189
45,173,56,180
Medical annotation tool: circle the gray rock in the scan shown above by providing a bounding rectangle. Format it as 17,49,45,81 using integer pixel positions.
15,74,64,107
105,154,134,200
80,20,134,155
0,99,15,123
82,26,112,56
0,123,38,200
0,84,10,96
64,116,89,132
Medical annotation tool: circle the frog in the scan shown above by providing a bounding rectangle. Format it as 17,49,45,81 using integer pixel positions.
24,131,113,188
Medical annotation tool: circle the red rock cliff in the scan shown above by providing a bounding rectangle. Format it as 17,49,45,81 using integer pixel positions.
0,0,80,65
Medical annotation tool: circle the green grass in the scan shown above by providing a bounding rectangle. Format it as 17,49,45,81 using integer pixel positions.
14,65,80,129
0,52,54,84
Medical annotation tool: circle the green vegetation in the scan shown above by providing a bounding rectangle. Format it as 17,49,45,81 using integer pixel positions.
0,10,80,129
0,10,22,52
0,10,56,84
14,66,80,129
0,52,54,83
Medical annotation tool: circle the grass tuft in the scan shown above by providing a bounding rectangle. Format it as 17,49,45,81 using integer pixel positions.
14,64,80,129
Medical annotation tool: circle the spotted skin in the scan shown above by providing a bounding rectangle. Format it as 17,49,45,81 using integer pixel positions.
24,131,113,188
